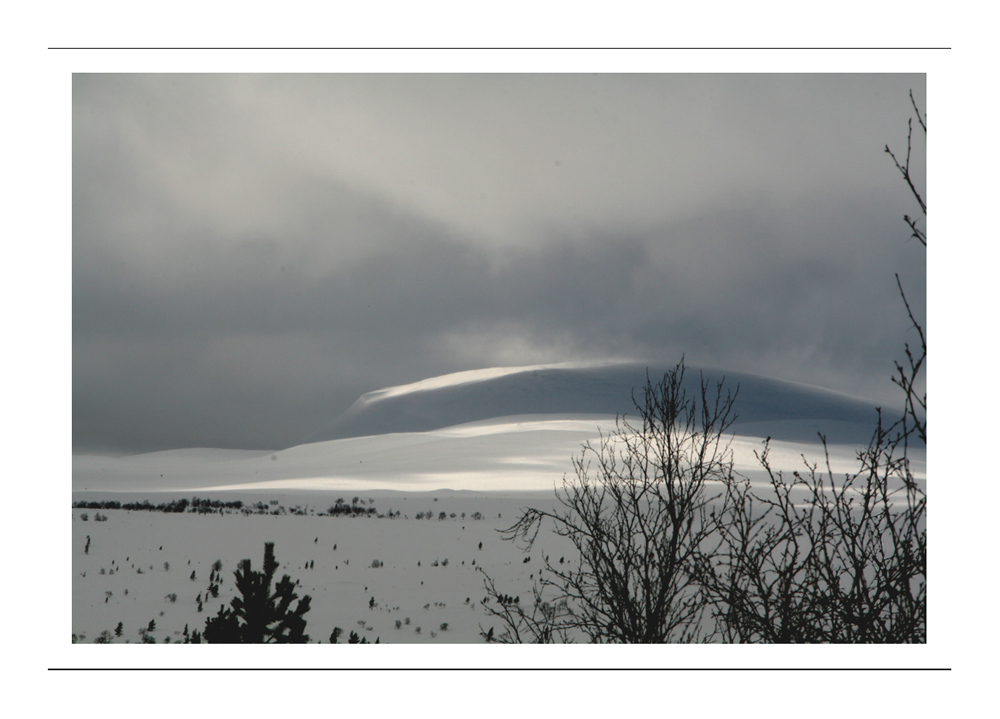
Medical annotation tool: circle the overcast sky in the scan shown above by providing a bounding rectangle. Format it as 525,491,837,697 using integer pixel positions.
73,74,926,455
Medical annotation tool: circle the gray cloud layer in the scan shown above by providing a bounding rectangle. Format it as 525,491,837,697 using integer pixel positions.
73,74,925,454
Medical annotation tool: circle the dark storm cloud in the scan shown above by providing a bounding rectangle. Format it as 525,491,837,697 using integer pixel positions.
73,74,925,454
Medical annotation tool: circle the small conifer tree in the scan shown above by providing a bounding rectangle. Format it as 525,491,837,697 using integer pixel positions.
203,542,312,643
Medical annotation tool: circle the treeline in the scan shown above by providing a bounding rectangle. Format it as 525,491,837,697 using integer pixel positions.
326,499,377,517
74,497,243,513
73,496,383,517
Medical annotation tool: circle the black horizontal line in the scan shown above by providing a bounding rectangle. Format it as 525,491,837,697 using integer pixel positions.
50,666,952,672
47,46,952,51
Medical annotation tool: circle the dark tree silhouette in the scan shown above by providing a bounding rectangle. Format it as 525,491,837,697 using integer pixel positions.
203,542,312,643
481,360,739,643
696,417,926,642
693,93,926,643
480,93,926,645
884,90,927,446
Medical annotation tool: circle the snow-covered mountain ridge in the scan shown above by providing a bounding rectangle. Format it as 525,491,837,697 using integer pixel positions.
305,361,888,446
73,361,918,494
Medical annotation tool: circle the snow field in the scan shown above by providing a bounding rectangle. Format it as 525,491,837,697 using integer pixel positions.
72,491,572,645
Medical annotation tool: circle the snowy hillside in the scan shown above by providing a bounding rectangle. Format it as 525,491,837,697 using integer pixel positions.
304,361,889,446
73,362,920,495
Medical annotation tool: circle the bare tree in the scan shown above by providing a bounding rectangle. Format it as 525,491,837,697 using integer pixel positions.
695,93,926,643
482,93,926,645
481,360,739,643
479,570,573,644
697,416,925,642
885,89,927,447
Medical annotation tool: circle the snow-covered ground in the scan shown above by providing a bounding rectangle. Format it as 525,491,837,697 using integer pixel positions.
74,414,918,495
70,362,925,649
71,490,568,645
